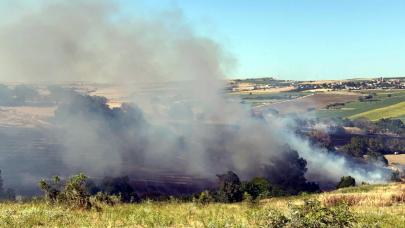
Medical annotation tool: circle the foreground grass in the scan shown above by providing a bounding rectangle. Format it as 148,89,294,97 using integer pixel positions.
0,183,404,227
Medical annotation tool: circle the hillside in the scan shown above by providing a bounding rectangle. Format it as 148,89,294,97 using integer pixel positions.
0,183,403,227
317,90,405,121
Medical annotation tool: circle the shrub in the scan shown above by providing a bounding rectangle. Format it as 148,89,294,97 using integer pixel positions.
39,176,62,204
289,199,355,227
336,176,356,189
39,173,91,209
197,190,214,205
263,199,355,227
90,192,121,210
216,171,243,203
62,173,91,209
242,177,270,200
263,209,290,227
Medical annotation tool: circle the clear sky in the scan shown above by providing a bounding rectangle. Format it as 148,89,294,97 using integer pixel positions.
117,0,405,80
2,0,405,80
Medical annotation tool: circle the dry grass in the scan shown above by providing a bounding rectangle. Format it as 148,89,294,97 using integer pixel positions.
232,86,295,94
319,183,405,207
0,183,404,227
385,154,405,165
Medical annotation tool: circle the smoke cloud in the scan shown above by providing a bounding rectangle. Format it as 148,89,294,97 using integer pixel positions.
0,0,390,195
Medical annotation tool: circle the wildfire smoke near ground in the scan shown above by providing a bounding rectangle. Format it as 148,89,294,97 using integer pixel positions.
0,0,391,194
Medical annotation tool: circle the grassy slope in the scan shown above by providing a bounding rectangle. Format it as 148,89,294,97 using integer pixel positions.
349,102,405,121
0,183,404,227
317,91,405,120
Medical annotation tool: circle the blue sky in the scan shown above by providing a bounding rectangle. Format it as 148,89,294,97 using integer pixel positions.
2,0,404,80
117,0,405,80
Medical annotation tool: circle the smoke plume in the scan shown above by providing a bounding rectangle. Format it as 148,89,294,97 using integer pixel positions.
0,0,390,195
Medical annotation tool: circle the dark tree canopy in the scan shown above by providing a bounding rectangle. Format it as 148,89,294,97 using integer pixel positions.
263,146,319,195
216,171,243,203
336,176,356,189
100,176,139,203
242,177,270,199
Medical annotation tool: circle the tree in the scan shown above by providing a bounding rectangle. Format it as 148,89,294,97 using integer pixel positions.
365,151,388,166
63,173,91,209
217,171,243,203
336,176,356,189
243,177,270,199
39,173,91,209
263,146,319,195
341,137,368,157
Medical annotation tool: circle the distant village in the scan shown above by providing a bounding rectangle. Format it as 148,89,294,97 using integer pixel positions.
228,77,405,92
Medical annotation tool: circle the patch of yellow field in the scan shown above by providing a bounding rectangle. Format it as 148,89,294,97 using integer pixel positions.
299,80,348,85
232,86,294,94
349,102,405,121
385,154,405,165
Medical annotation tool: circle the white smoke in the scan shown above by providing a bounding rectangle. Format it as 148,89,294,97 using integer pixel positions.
0,0,390,194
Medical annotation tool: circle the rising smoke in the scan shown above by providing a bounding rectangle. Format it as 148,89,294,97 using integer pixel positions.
0,0,390,195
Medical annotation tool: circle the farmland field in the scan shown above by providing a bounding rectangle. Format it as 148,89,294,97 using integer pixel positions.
385,154,405,166
254,92,359,114
317,90,405,121
349,102,405,121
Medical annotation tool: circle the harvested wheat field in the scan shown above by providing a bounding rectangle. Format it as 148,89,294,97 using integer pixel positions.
385,154,405,165
263,92,359,114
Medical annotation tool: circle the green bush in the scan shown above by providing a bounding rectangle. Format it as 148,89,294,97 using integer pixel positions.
263,209,290,227
39,173,91,209
289,199,355,227
242,177,270,200
197,190,214,205
89,192,121,211
38,176,62,204
336,176,356,189
264,199,355,227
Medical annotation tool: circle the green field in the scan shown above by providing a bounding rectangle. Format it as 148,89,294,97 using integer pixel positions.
0,183,404,227
349,102,405,121
317,91,405,121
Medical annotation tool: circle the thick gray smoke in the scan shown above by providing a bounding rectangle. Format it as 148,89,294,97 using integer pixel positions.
0,0,390,194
